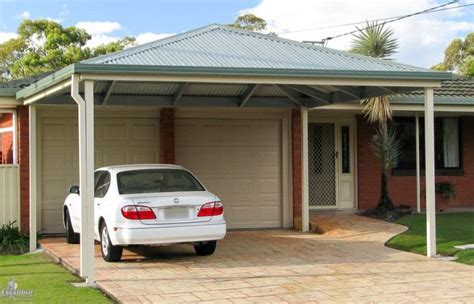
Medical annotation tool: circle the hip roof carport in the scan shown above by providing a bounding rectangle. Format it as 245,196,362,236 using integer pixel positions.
14,24,450,285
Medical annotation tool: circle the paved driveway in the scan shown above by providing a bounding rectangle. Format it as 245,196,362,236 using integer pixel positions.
41,214,474,303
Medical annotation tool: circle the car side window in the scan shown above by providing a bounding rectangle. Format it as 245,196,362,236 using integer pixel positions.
95,171,111,198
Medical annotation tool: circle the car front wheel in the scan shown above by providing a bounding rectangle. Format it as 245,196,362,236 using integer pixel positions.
194,241,217,256
100,223,123,262
65,210,79,244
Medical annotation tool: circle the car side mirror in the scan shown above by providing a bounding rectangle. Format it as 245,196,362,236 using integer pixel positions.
69,185,80,195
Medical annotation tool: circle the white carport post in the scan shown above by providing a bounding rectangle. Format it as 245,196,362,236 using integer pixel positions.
424,88,436,257
301,107,309,232
415,113,421,213
29,105,37,252
71,75,95,284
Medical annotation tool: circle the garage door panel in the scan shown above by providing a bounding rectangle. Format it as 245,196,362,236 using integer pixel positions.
176,118,281,229
41,114,160,234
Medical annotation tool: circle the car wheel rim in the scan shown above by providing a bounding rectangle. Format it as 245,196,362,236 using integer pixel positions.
101,226,109,256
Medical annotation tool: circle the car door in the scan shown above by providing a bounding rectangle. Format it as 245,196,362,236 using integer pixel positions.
94,171,111,239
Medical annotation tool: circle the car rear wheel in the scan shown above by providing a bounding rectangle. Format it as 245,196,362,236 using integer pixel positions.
65,210,79,244
100,223,123,262
194,241,217,256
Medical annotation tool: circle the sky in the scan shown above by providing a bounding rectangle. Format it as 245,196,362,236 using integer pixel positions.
0,0,473,68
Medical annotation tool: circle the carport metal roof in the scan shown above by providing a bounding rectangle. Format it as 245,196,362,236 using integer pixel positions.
15,24,450,107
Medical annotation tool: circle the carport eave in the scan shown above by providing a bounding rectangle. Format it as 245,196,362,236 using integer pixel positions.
16,63,450,105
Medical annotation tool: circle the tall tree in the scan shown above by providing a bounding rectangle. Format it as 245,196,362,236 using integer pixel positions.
431,32,474,77
0,19,135,80
350,22,401,212
230,14,267,32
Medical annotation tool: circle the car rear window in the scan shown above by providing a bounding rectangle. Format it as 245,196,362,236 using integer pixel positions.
117,169,205,194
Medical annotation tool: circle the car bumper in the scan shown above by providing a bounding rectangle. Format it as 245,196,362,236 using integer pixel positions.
112,223,226,246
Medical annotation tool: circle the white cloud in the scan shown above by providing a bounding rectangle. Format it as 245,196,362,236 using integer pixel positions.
0,32,18,43
18,11,31,19
242,0,474,67
76,21,122,35
136,32,174,44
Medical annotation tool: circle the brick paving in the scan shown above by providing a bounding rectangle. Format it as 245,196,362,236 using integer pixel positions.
41,214,474,303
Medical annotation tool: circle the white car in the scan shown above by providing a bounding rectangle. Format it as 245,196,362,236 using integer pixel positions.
63,164,226,262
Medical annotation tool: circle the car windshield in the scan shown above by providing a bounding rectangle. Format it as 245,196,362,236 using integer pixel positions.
117,169,205,194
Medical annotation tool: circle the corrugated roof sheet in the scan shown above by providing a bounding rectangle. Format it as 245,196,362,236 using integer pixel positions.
82,24,432,73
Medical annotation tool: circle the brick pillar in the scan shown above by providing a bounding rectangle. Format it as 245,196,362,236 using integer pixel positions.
0,113,13,164
291,109,302,230
17,106,30,233
160,108,175,164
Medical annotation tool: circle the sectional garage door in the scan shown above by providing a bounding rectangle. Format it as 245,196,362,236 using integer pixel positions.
176,119,282,229
40,113,160,233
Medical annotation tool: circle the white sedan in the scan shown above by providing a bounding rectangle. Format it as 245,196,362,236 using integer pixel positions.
63,164,226,262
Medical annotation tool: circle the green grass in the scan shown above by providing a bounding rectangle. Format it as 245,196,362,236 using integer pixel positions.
0,253,111,303
387,212,474,265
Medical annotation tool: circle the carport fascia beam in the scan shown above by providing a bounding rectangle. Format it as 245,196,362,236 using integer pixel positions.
284,85,330,104
274,85,304,107
23,79,72,105
78,74,443,88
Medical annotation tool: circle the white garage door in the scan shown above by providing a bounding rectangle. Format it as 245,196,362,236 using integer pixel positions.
40,113,160,233
176,119,281,229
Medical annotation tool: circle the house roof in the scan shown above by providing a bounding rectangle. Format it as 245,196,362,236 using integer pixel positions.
390,78,474,105
0,72,54,97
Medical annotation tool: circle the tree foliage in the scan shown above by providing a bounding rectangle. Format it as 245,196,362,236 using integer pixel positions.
350,22,398,59
0,19,135,80
431,32,474,77
230,14,267,32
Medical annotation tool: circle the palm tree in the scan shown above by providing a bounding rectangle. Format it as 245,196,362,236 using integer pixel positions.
350,22,401,212
371,125,403,212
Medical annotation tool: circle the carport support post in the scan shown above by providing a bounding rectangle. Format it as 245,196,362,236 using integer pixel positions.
424,88,436,257
301,107,309,232
29,104,37,252
71,75,95,285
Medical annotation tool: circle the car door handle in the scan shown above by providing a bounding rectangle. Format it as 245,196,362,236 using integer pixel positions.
96,203,100,206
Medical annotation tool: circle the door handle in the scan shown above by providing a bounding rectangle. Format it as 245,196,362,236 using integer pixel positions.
334,151,339,158
96,203,100,206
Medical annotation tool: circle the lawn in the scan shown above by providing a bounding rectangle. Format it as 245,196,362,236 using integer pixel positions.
387,212,474,265
0,253,110,303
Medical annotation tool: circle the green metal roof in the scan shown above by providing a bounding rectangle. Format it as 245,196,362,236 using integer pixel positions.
390,78,474,105
15,24,452,101
83,24,443,74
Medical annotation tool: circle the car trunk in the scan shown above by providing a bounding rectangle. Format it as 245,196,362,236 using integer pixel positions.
122,191,217,225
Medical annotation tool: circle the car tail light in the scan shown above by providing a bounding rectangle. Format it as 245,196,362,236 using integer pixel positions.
121,205,156,220
197,201,224,217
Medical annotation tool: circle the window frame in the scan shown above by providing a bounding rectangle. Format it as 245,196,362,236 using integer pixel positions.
94,170,111,198
391,116,463,176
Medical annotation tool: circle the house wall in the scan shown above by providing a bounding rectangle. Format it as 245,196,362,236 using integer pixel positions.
357,115,474,210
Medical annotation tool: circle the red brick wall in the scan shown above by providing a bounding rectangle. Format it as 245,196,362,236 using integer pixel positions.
357,115,474,211
0,113,13,164
160,108,175,164
17,106,30,232
291,109,302,227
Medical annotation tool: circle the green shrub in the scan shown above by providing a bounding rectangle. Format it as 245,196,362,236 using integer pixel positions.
0,221,29,255
435,182,457,199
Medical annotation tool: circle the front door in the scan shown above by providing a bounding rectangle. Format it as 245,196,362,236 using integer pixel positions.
308,120,355,209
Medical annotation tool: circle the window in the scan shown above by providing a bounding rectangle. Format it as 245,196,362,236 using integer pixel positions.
393,117,461,174
117,169,205,195
341,126,350,173
95,171,111,198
